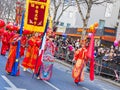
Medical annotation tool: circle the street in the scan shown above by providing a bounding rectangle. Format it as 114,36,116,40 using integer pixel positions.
0,50,120,90
0,0,120,90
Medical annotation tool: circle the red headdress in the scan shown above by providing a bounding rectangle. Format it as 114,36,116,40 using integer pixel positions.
0,19,5,28
6,22,19,31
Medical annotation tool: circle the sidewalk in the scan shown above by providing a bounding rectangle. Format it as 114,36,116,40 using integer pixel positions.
55,59,120,87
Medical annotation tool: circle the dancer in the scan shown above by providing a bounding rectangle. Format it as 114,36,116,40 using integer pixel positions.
5,33,21,75
36,34,55,81
72,40,88,85
21,32,41,72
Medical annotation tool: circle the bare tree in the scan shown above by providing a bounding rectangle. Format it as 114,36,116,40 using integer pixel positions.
50,0,73,30
0,0,18,22
75,0,115,40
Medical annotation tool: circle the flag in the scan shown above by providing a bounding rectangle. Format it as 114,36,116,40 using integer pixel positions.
34,20,49,74
11,11,25,76
24,0,50,32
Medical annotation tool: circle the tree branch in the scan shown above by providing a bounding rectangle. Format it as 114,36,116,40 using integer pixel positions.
75,0,85,21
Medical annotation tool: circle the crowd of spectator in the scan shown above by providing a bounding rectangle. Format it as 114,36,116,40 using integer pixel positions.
54,36,120,81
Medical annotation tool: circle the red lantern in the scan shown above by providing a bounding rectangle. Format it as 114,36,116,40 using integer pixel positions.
0,19,5,28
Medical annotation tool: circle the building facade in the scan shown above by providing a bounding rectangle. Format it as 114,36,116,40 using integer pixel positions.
55,0,120,41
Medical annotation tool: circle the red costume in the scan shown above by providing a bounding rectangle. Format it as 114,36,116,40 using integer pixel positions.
5,34,20,74
36,36,55,80
1,31,9,55
72,41,87,84
22,35,41,71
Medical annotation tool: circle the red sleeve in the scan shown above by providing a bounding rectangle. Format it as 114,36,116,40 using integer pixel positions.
28,40,34,46
2,37,7,43
73,49,81,60
36,41,41,47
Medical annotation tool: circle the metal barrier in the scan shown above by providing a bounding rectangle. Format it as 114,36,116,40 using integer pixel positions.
55,48,120,82
87,58,120,82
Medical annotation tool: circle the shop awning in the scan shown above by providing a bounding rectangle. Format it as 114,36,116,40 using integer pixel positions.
55,32,100,38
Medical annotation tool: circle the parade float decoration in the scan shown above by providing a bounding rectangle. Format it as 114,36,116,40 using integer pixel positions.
87,22,98,81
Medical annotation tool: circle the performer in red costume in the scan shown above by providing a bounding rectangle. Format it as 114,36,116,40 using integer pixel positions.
21,32,41,72
5,34,21,75
1,31,9,55
72,40,88,85
36,35,55,80
0,19,5,41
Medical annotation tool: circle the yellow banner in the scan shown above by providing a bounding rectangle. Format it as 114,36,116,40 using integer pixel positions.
24,0,50,32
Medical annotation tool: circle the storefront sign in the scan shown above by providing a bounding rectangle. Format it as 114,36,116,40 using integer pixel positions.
103,27,116,36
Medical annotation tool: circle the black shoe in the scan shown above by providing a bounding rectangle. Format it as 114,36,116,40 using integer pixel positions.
1,53,5,56
75,82,79,86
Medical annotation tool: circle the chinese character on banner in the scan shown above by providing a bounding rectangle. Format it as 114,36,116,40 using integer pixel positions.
24,0,50,32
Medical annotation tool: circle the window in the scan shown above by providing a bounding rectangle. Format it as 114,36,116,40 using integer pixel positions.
56,21,59,25
98,19,105,29
105,3,113,17
67,23,71,27
60,22,64,26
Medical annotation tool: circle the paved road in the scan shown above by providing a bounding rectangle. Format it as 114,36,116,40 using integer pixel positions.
0,43,120,90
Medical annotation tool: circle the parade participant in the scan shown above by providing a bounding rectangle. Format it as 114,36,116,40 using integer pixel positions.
0,30,9,55
21,32,41,72
5,33,21,75
20,34,27,57
36,35,55,80
6,22,17,51
72,39,88,85
0,19,5,42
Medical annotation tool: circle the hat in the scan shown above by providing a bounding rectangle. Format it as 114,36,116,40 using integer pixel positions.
6,22,19,31
0,19,5,27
